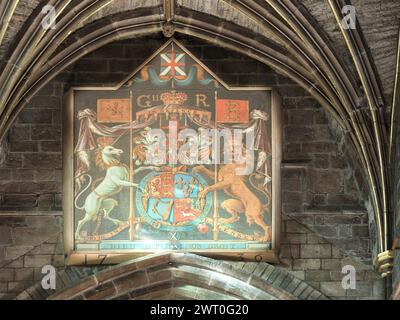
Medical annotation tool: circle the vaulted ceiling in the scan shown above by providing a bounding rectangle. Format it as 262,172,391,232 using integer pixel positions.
0,0,399,272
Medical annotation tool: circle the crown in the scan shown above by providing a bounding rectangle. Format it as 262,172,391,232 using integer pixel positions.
97,137,114,147
160,91,187,106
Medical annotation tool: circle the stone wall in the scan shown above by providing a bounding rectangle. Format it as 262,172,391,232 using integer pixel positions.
0,214,63,299
0,34,385,299
392,104,400,297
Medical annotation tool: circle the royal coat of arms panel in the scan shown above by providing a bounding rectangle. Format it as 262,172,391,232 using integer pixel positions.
64,39,282,264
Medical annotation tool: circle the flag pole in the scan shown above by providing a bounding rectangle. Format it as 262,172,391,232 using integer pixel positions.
129,90,135,241
213,90,219,241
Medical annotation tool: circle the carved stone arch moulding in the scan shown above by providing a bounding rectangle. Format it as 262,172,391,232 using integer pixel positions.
16,253,328,300
0,2,390,272
63,38,283,265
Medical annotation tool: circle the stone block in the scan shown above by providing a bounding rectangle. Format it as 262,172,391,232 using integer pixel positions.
84,282,117,300
147,267,172,284
329,271,343,281
238,74,277,86
0,169,11,180
36,83,54,96
10,141,39,153
321,259,342,270
290,270,305,280
12,169,35,181
306,233,326,244
372,280,385,298
279,244,300,259
18,109,52,124
252,263,268,277
33,244,56,255
302,142,335,153
24,255,52,268
74,59,109,73
307,290,322,300
23,153,62,169
283,191,303,204
281,233,307,244
284,277,302,293
13,226,60,246
312,126,332,141
282,176,302,192
279,86,308,98
7,281,34,293
293,281,308,297
24,216,61,228
284,142,302,154
26,284,50,300
10,125,30,142
0,226,13,245
18,181,58,193
5,245,34,261
280,274,295,289
288,109,314,125
0,293,17,299
285,220,309,233
7,257,24,268
29,96,60,109
332,246,344,258
305,270,331,281
51,276,97,300
218,60,259,74
0,217,27,227
330,155,347,169
309,170,343,193
35,169,55,181
37,194,55,209
2,194,37,208
313,110,328,124
334,239,363,252
0,268,14,281
52,255,65,267
299,286,315,299
292,259,321,270
272,272,289,287
295,97,320,109
113,270,149,295
285,126,314,142
0,282,7,292
352,225,370,238
320,281,346,297
300,244,332,258
312,226,338,238
327,194,360,206
324,214,362,225
40,141,62,152
311,194,327,207
346,282,372,297
338,225,352,238
14,268,35,281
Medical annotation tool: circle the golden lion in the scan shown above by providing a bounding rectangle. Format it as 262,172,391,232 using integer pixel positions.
193,163,271,242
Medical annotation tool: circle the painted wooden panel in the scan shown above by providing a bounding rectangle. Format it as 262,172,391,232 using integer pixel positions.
63,39,282,265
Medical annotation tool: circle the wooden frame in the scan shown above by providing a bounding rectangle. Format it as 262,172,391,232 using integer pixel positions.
63,38,282,265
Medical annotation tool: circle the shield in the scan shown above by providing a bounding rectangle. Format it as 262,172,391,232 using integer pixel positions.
138,170,211,231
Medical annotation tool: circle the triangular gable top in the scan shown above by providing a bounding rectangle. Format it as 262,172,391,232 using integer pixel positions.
105,38,272,92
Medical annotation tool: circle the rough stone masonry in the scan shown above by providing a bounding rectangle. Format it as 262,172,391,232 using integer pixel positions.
0,34,385,299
